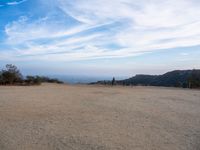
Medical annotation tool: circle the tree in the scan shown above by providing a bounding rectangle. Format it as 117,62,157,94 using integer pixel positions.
188,69,200,88
111,77,116,86
0,71,3,85
2,64,23,85
0,64,63,86
26,76,35,84
34,76,42,85
26,76,42,85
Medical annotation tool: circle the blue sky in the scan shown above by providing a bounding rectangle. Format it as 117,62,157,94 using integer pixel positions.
0,0,200,77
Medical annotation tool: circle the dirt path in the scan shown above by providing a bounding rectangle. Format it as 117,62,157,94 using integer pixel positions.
0,84,200,150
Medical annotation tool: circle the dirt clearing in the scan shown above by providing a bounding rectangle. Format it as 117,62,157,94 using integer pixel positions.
0,84,200,150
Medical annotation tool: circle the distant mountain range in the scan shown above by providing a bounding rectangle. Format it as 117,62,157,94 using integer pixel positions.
91,69,200,89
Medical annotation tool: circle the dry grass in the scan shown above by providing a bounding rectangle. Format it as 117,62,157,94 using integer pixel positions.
0,83,200,150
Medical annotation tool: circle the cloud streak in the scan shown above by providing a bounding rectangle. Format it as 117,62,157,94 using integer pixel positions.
1,0,200,61
0,0,28,7
7,0,27,5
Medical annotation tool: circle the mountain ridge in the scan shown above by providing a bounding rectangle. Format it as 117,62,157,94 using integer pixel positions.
91,69,200,88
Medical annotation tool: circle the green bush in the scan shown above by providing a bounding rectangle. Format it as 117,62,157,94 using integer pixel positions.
0,64,23,85
0,64,63,86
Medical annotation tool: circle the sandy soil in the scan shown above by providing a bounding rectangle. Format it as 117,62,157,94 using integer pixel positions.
0,83,200,150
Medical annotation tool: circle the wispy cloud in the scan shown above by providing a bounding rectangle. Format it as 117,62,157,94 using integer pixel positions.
7,0,27,5
0,0,28,7
1,0,200,61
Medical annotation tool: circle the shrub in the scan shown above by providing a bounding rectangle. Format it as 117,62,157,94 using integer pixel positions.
1,64,23,85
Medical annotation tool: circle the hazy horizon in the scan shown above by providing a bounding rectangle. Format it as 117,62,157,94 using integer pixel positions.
0,0,200,76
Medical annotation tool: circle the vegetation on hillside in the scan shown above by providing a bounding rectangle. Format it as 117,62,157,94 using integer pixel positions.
91,70,200,89
0,64,63,85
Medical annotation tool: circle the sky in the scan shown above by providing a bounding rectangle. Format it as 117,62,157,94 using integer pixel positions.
0,0,200,77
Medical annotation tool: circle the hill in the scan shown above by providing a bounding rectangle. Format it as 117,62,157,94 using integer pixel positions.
92,70,200,89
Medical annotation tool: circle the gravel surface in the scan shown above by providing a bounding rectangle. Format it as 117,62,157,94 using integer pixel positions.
0,84,200,150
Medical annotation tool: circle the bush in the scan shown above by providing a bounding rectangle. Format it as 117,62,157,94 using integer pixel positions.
0,64,63,86
188,70,200,88
0,71,3,84
1,64,23,85
25,76,42,85
25,75,63,85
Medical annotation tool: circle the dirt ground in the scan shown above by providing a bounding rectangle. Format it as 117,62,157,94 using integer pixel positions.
0,83,200,150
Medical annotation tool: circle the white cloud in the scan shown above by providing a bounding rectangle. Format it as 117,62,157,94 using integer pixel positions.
7,0,27,5
180,52,189,56
57,0,200,27
2,0,200,61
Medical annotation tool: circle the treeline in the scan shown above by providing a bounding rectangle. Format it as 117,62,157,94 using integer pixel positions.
25,76,63,85
91,70,200,89
188,70,200,88
0,64,63,85
91,77,117,86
